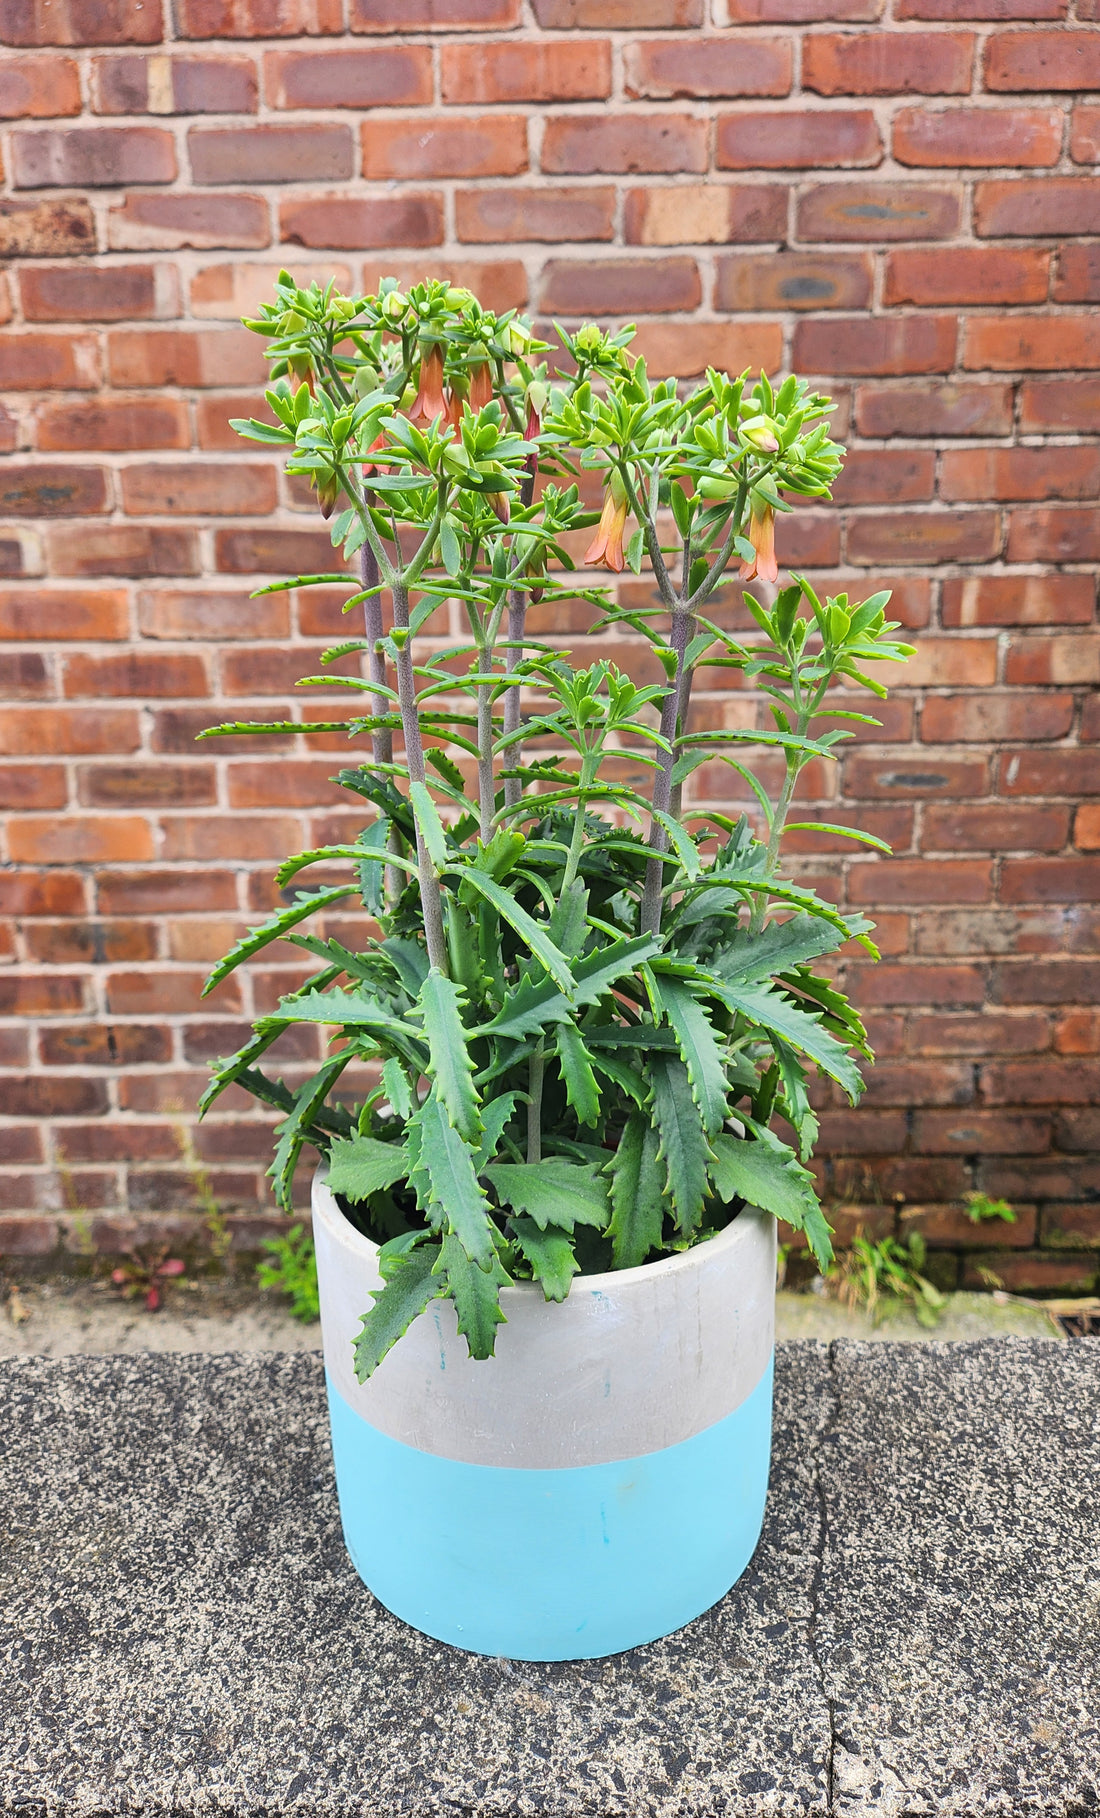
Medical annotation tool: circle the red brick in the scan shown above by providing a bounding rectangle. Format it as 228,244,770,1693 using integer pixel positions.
120,463,276,519
901,1203,1039,1250
152,704,296,755
911,1011,1049,1055
627,320,784,379
542,113,707,174
1004,634,1100,685
107,971,226,1016
0,973,84,1014
1053,245,1100,305
0,706,140,756
0,586,128,641
925,803,1069,851
913,1110,1051,1153
975,179,1100,237
8,814,154,863
266,46,431,108
279,194,443,250
138,588,290,642
962,1251,1096,1293
623,183,786,243
832,447,935,504
847,510,999,565
0,762,67,808
63,652,209,699
793,314,956,374
893,104,1062,166
41,1023,172,1067
160,814,304,862
12,125,176,187
214,527,345,574
361,257,527,311
532,0,699,19
0,332,99,390
0,195,95,257
853,962,986,1007
0,463,108,517
848,857,992,905
79,763,217,808
176,0,341,32
0,872,86,917
716,251,872,311
0,52,81,115
855,381,1013,437
190,259,354,320
717,107,880,168
455,184,614,243
19,263,176,323
624,36,789,98
0,652,54,704
0,1214,59,1255
965,316,1100,371
24,918,155,963
226,759,346,808
797,182,960,240
943,574,1095,627
443,39,609,103
1071,105,1100,163
1007,506,1100,562
364,112,528,180
1002,859,1100,906
353,0,521,24
1076,806,1100,851
4,1077,109,1116
718,0,879,16
1040,1204,1100,1249
0,0,163,43
858,1058,976,1108
1000,750,1100,797
900,0,1065,15
108,192,271,253
190,124,354,186
942,445,1099,503
885,246,1048,307
539,256,701,315
804,31,974,95
97,870,239,914
985,29,1100,90
37,397,190,453
93,52,258,114
47,525,200,578
843,753,989,799
924,692,1073,743
985,1058,1100,1104
108,328,268,388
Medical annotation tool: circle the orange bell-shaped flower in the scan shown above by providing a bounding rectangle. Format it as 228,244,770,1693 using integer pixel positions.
584,472,629,574
738,500,779,585
468,360,493,413
408,343,446,428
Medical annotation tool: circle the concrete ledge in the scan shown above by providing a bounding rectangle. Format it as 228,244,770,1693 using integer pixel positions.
2,1340,1098,1816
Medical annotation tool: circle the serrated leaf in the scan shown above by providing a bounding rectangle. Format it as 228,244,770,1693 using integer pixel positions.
416,969,482,1144
270,1051,353,1212
202,886,356,996
651,973,728,1136
353,1244,445,1381
606,1113,666,1270
434,1232,508,1361
381,1056,414,1121
710,977,864,1100
409,780,449,870
587,1048,649,1106
510,1218,579,1302
198,1023,285,1117
417,1092,495,1270
649,1053,711,1236
327,1134,409,1203
710,1130,832,1268
448,867,576,995
473,1092,518,1170
486,1160,609,1233
485,969,573,1042
710,911,851,984
554,1021,601,1127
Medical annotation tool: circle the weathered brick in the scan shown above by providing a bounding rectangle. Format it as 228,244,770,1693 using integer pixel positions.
0,0,163,43
717,107,880,168
925,803,1069,852
360,258,527,312
1000,750,1100,798
943,574,1095,626
964,316,1100,371
1002,859,1100,906
963,1251,1096,1293
19,262,177,322
894,105,1062,166
532,0,699,20
79,763,217,808
985,29,1100,90
0,53,81,116
0,463,108,517
943,445,1099,504
1004,634,1100,686
0,705,140,755
0,331,99,390
279,195,444,250
108,327,267,387
855,380,1013,437
108,192,270,252
912,1011,1050,1056
884,246,1049,307
363,113,527,180
0,196,95,258
716,0,879,17
36,397,190,452
975,179,1100,237
455,184,614,243
120,463,277,519
0,585,128,641
96,870,238,915
3,1077,109,1117
848,857,992,906
443,39,610,102
176,0,341,33
190,124,354,186
214,527,347,575
1076,807,1100,852
1071,106,1100,164
847,510,999,565
898,0,1065,14
793,315,956,374
798,182,960,240
542,113,707,174
47,525,200,577
62,651,208,698
624,36,790,98
924,692,1074,744
624,184,786,244
266,46,431,109
93,52,258,114
716,252,872,311
540,257,701,315
627,320,783,379
353,0,521,25
12,125,176,187
1054,246,1100,305
0,760,66,806
832,447,935,504
1006,506,1100,562
190,260,353,319
804,31,974,94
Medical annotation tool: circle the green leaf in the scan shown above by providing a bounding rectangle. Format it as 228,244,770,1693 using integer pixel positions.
485,968,573,1041
573,933,661,1001
198,1023,285,1117
510,1218,579,1302
379,936,430,999
327,1134,409,1203
417,1093,495,1270
434,1233,508,1361
625,525,645,575
270,1051,353,1212
381,1056,414,1121
651,973,728,1136
651,809,700,881
606,1113,666,1270
587,1048,649,1106
409,779,449,870
710,911,851,984
710,1130,832,1268
473,1092,518,1170
486,1159,609,1233
440,519,462,578
202,886,356,996
353,1244,445,1382
785,822,892,853
554,1022,601,1127
416,969,482,1144
448,866,576,995
710,978,864,1101
649,1053,711,1236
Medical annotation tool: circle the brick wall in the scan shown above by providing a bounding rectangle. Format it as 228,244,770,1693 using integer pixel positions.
0,0,1097,1289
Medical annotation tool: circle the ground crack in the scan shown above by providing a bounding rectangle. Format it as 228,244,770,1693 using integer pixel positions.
807,1340,841,1816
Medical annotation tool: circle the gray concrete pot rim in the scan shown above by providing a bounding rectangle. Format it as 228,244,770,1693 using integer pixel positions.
314,1163,759,1299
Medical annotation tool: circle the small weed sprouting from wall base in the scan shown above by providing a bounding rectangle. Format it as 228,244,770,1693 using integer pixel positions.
257,1225,320,1324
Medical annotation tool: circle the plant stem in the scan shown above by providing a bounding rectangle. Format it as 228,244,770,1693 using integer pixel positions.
476,677,494,845
526,1042,545,1164
641,601,692,936
359,534,391,770
391,576,448,974
502,587,526,811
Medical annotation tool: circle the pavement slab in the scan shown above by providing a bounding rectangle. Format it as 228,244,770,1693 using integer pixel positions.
1,1339,1097,1817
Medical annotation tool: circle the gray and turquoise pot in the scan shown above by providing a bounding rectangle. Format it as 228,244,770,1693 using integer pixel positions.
312,1169,776,1661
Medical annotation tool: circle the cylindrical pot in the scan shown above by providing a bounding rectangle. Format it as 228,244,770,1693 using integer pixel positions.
313,1168,776,1661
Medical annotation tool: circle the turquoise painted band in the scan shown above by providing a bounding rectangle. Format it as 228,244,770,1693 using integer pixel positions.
326,1352,774,1662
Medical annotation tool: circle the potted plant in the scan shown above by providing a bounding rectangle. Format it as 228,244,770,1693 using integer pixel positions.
200,277,911,1661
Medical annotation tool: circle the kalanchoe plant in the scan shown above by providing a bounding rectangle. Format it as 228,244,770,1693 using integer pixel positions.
200,275,913,1378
